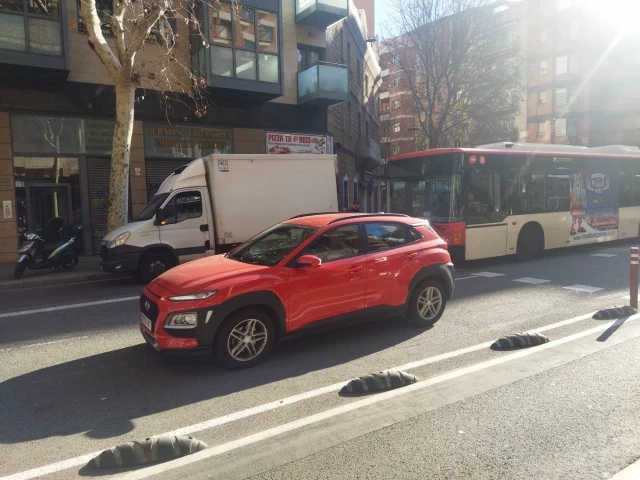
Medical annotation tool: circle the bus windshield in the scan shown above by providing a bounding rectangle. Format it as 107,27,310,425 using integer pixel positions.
389,177,463,222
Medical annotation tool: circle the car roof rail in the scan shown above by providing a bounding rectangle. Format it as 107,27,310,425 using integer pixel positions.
288,212,343,219
327,213,410,224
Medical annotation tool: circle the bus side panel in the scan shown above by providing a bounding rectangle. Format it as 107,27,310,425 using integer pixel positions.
465,224,507,260
506,212,572,253
619,207,640,239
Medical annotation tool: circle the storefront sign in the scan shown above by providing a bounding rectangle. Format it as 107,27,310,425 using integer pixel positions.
569,168,619,244
11,115,113,155
266,132,334,155
144,124,233,159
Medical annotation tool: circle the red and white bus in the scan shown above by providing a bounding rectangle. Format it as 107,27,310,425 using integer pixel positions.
385,142,640,261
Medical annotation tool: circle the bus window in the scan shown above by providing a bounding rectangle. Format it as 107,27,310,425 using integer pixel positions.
546,174,571,212
619,169,634,207
519,172,545,214
465,171,509,224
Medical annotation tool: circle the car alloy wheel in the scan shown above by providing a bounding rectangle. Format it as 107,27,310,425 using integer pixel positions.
417,286,443,320
227,318,269,362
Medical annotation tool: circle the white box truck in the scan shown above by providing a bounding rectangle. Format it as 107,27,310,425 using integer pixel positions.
100,154,338,282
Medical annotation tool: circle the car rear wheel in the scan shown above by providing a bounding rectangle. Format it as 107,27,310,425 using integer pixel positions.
407,279,447,327
215,309,275,370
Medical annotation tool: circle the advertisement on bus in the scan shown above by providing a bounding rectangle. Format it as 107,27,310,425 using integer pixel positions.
569,168,618,244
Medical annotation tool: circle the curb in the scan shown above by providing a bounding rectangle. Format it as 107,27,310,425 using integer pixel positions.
0,272,132,291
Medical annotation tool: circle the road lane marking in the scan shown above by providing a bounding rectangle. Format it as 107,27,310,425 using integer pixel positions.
591,253,617,257
470,272,505,278
610,457,640,479
0,336,89,353
117,313,640,480
454,276,475,281
0,309,604,480
513,278,550,285
0,296,139,319
563,285,604,293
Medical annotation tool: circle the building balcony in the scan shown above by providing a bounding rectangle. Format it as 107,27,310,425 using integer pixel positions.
356,137,383,172
380,136,390,143
0,7,70,85
380,113,390,122
298,61,348,107
295,0,347,28
381,68,389,77
380,91,389,100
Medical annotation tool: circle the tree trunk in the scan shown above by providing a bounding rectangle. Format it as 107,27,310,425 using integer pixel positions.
107,82,135,232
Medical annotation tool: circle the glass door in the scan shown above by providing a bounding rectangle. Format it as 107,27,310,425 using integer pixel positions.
26,184,73,241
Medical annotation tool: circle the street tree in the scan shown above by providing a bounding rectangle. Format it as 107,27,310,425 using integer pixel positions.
384,0,525,149
79,0,228,231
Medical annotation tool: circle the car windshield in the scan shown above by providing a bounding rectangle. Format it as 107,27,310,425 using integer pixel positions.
227,224,317,266
228,225,317,266
136,193,170,221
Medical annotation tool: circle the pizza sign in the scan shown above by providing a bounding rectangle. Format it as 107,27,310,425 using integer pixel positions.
266,132,334,155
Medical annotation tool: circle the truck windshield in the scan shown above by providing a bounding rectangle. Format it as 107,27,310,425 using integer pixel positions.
389,176,463,223
228,224,317,267
136,193,170,221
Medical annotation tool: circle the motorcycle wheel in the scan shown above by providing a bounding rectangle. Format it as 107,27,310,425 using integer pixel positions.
62,254,79,271
14,262,27,280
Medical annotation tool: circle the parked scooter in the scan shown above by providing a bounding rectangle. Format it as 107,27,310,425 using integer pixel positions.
14,223,83,279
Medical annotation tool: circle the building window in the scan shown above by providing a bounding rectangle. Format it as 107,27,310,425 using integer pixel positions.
353,177,359,203
393,100,400,109
358,110,361,138
364,74,368,94
538,122,547,135
393,122,401,133
77,0,112,36
569,22,579,41
342,174,349,210
555,87,567,106
540,29,548,42
392,145,400,155
1,0,62,55
539,60,548,74
556,55,568,74
297,47,320,71
392,76,400,87
539,91,547,104
207,2,279,83
555,118,567,136
392,53,400,64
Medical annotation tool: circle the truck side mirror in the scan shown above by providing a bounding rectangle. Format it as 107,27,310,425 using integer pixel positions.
155,207,166,225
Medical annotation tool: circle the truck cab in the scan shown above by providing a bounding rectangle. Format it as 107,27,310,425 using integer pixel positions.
100,159,213,283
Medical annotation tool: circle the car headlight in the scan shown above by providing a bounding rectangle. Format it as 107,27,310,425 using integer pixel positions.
165,312,198,329
168,291,217,301
109,232,130,249
17,241,35,253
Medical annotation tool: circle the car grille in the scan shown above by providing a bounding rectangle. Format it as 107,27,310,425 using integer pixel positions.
100,245,108,262
140,293,160,330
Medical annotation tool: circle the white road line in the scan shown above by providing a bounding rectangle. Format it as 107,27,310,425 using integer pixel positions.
512,278,550,285
470,272,506,278
0,296,139,319
117,314,640,480
591,253,618,257
454,276,476,281
0,336,89,353
563,285,604,293
0,309,603,480
610,457,640,479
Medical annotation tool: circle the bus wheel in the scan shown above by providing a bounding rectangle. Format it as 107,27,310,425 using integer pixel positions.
516,223,544,261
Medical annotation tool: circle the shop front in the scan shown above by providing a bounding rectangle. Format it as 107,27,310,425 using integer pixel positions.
10,114,115,255
143,123,234,201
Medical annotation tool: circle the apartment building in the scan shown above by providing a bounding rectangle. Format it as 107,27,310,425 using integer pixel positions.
0,0,367,262
326,0,382,212
527,0,640,146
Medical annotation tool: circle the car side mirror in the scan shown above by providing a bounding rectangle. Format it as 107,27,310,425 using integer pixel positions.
297,254,322,268
155,207,166,225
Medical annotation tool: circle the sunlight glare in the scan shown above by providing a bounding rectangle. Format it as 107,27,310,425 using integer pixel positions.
585,0,640,30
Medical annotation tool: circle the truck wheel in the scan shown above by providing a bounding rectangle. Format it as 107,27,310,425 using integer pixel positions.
14,262,26,280
407,279,447,327
215,309,275,370
139,252,175,284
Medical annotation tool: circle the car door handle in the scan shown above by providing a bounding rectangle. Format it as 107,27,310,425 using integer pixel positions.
346,265,364,273
200,224,209,232
374,257,387,263
404,253,418,260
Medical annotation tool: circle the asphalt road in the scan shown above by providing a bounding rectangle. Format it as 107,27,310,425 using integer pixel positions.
1,241,640,480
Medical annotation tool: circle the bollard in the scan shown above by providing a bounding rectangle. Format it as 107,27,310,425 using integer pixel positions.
631,247,639,309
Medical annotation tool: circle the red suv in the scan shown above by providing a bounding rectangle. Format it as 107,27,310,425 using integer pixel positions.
139,213,454,369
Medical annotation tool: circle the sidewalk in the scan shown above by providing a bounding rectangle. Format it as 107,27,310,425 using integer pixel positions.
0,255,130,290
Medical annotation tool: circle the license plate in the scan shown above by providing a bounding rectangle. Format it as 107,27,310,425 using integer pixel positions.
141,313,153,332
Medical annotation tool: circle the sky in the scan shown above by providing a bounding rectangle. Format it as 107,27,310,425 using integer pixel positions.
375,0,395,39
